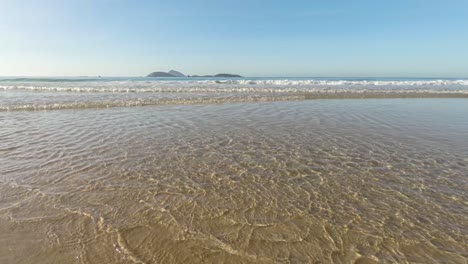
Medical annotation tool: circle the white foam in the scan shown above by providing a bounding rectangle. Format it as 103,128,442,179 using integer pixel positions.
1,78,467,111
0,79,467,94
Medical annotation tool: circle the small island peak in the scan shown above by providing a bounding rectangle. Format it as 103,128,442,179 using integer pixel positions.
147,70,242,78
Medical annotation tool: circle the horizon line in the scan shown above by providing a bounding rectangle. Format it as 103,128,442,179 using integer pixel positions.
1,75,468,79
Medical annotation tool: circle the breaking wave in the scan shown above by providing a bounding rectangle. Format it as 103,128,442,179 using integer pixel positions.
1,77,467,111
1,78,468,92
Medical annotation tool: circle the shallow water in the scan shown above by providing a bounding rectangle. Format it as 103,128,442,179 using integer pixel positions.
0,99,467,263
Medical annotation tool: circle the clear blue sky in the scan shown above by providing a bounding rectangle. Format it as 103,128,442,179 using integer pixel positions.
1,0,468,77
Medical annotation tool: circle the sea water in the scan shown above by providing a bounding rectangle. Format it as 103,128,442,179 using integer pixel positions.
0,77,467,263
0,76,467,111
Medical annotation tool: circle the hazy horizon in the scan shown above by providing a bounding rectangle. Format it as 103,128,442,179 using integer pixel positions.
1,0,468,77
2,74,468,79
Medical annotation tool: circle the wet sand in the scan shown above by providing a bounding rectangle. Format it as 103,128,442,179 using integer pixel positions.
0,99,467,263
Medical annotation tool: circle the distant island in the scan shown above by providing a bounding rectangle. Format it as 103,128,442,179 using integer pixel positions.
147,70,242,78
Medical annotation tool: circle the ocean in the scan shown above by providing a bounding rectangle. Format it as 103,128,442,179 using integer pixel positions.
0,77,467,263
0,76,467,111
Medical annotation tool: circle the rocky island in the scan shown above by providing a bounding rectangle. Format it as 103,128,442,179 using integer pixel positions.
146,71,177,77
147,70,242,78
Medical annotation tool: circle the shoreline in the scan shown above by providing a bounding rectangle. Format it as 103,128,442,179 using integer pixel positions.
1,92,468,112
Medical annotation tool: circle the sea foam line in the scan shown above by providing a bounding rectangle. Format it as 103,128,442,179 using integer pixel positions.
1,85,468,94
1,79,468,86
1,92,467,112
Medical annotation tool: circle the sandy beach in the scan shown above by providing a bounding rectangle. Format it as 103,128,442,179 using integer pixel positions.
1,98,467,263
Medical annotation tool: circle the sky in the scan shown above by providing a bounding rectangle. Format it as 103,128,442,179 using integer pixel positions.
1,0,468,77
